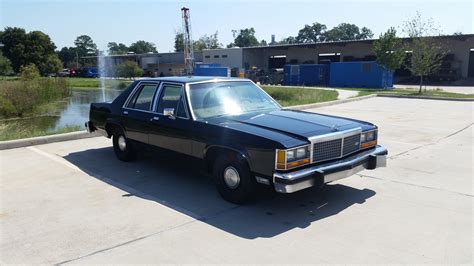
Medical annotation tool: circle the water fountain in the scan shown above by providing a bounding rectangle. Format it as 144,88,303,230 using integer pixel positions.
97,50,106,102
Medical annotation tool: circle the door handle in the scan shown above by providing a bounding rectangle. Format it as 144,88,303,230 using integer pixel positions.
123,110,129,115
150,116,160,122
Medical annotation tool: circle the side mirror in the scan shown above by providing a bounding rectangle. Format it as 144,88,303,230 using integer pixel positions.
163,108,175,118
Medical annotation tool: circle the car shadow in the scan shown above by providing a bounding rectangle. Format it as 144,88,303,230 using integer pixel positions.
63,147,376,239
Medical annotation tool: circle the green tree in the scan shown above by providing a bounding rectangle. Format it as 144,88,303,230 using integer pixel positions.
107,42,129,55
277,36,297,45
115,61,143,79
57,46,78,68
74,35,97,57
19,63,40,80
129,40,157,54
229,28,259,48
0,27,62,75
194,32,223,51
403,12,445,93
40,54,62,75
0,51,13,76
322,23,374,41
296,22,327,43
174,32,184,52
0,27,28,72
25,31,62,75
373,27,406,88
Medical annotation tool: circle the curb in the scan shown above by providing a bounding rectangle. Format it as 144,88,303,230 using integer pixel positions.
284,94,376,110
0,131,101,150
376,94,474,102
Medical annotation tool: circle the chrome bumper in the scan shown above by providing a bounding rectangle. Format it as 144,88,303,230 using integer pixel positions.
273,145,387,193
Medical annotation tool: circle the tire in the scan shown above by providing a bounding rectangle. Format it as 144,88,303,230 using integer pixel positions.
112,130,136,162
212,154,257,204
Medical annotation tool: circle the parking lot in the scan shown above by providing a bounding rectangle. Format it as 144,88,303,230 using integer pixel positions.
0,97,472,264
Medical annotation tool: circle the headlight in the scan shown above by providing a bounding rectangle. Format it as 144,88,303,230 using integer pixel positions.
276,145,310,170
286,150,296,162
360,129,378,149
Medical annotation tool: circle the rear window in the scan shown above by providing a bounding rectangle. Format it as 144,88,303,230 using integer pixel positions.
126,84,158,111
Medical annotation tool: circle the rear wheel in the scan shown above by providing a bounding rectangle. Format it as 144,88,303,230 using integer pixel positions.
213,154,257,204
112,130,136,162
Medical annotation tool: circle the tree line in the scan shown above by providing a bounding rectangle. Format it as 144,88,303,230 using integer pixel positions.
173,21,375,51
0,27,158,76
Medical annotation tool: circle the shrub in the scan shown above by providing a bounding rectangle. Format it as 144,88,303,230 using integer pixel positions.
0,52,13,76
20,63,40,80
0,77,70,117
115,61,144,79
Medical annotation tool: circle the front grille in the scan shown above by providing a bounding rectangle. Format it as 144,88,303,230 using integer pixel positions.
312,133,361,163
313,139,342,162
342,133,361,156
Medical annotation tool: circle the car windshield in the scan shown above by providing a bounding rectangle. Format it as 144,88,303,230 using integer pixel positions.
188,81,280,119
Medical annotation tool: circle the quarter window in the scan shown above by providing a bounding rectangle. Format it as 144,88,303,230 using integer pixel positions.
126,84,158,111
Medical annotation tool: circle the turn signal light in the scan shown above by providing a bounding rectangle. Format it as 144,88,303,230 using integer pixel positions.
287,158,311,169
361,140,377,149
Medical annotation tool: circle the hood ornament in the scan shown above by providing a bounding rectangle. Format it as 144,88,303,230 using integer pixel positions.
331,125,339,132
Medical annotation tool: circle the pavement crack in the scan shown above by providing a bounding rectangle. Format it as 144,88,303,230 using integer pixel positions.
388,123,473,159
358,173,473,197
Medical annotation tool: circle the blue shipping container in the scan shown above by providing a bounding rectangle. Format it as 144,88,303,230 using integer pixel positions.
194,67,229,77
299,64,329,86
329,61,393,88
283,65,300,85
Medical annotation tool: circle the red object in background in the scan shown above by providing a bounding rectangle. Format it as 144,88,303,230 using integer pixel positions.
69,69,77,77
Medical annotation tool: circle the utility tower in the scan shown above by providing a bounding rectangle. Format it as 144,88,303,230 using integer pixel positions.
181,7,195,76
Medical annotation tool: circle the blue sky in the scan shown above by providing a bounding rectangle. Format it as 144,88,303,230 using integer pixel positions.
1,0,472,52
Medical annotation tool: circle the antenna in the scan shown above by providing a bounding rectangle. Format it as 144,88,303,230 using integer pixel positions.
181,7,195,76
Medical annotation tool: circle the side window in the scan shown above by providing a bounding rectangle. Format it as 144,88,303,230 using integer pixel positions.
156,84,188,118
126,84,158,111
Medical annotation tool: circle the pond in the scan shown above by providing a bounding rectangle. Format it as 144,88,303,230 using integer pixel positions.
0,88,123,139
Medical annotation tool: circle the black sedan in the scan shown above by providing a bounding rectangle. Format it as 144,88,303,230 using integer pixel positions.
86,77,387,203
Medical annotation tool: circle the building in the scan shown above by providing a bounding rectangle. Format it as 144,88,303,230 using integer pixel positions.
87,34,474,83
209,34,474,83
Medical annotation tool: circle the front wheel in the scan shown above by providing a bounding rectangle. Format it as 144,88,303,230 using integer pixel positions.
213,155,258,204
112,131,136,162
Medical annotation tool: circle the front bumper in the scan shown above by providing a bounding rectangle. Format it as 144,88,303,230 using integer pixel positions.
273,145,387,193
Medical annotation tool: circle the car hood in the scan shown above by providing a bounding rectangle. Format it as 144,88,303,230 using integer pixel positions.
208,109,374,147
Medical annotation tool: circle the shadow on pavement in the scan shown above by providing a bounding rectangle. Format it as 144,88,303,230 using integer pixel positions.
64,147,376,239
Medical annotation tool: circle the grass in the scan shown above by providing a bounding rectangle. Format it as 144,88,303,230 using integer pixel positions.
66,77,132,90
261,85,338,106
0,121,81,141
335,87,474,99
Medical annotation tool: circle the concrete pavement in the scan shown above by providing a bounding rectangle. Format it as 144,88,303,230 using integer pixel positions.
0,97,472,264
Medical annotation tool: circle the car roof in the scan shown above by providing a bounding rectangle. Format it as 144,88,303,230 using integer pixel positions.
138,76,250,84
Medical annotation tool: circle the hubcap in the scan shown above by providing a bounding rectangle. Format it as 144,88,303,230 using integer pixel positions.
118,136,127,151
223,166,240,189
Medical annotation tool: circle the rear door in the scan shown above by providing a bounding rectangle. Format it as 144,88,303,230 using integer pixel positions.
148,83,193,155
121,82,160,144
